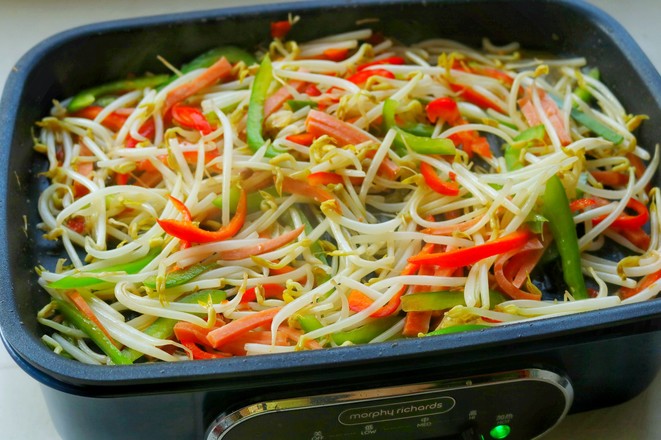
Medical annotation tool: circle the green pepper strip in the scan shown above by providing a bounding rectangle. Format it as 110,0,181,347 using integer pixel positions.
549,94,623,144
287,99,318,112
297,314,324,334
54,299,132,365
212,186,278,213
331,316,400,345
504,124,546,171
68,74,171,112
382,99,456,156
542,175,588,299
424,324,489,337
569,107,623,144
49,247,161,289
293,206,331,286
143,262,216,289
401,290,506,312
574,68,600,103
123,289,226,362
400,122,435,137
294,207,328,266
246,55,281,157
180,46,257,73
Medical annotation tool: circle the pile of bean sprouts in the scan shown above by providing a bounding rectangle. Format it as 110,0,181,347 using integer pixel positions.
34,25,661,364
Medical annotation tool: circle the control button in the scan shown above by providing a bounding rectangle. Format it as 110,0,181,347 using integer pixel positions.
489,424,511,439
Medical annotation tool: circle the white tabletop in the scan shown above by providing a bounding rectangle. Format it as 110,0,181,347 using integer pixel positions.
0,1,659,439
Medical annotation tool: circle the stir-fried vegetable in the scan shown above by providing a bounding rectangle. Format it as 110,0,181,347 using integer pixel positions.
34,23,661,365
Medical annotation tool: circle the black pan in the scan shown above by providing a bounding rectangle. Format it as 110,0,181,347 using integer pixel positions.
0,1,660,439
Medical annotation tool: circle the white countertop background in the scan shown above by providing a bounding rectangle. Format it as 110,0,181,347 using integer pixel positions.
0,1,659,438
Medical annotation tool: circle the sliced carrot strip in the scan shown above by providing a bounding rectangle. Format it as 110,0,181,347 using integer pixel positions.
67,291,120,348
219,225,304,260
264,80,307,117
165,56,232,111
348,243,435,317
619,269,661,299
207,307,283,348
403,311,432,337
280,176,340,211
518,89,571,145
305,109,372,147
493,239,544,300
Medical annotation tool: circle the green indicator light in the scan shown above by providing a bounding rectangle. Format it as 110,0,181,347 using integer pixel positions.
490,424,511,439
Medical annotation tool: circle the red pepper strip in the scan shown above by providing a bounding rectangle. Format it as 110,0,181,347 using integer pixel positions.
626,152,651,192
207,307,283,348
164,56,233,111
66,216,86,234
570,196,647,230
126,118,156,149
73,106,128,131
115,173,129,185
347,288,407,319
305,109,373,146
174,322,231,360
593,198,649,229
494,238,544,300
219,225,305,260
158,188,246,243
307,171,364,187
449,83,505,113
168,195,192,250
182,149,220,166
465,65,514,86
420,162,460,196
348,243,436,317
305,83,322,97
590,170,630,187
426,97,492,158
168,197,191,222
619,269,661,299
240,284,286,304
171,104,214,134
180,339,231,360
264,80,307,117
323,48,349,61
618,227,651,250
569,197,600,212
409,229,533,268
346,68,395,85
286,132,316,146
425,97,462,125
307,171,343,186
281,176,341,212
270,20,292,39
357,56,406,71
467,135,492,158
